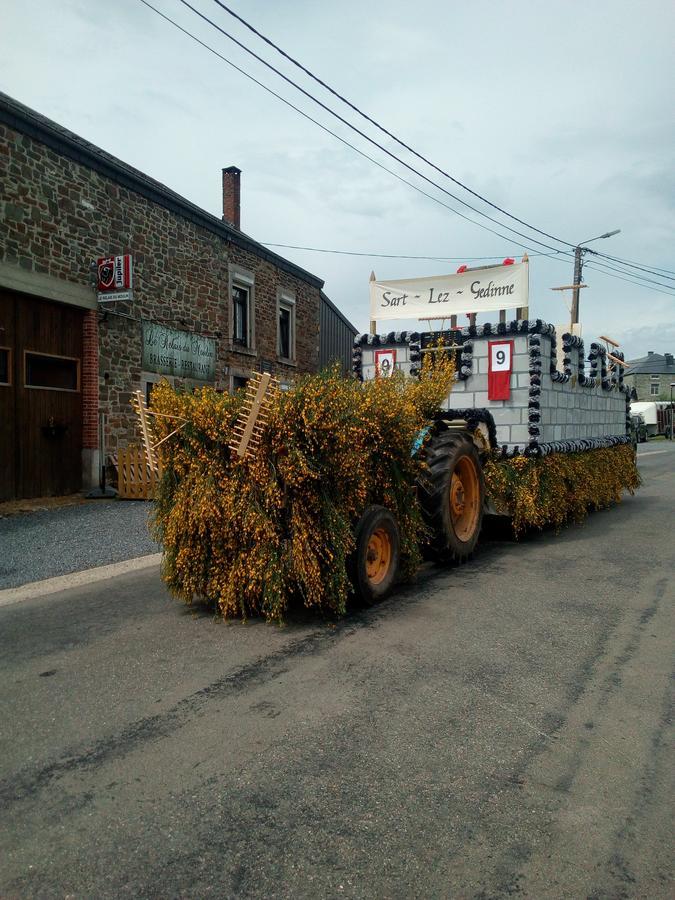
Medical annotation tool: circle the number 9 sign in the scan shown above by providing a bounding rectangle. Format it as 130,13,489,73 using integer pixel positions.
488,340,514,400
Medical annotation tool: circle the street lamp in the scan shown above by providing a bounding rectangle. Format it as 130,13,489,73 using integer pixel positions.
571,229,621,326
670,382,675,440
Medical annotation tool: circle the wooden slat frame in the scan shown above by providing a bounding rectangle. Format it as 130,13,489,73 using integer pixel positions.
228,371,279,459
117,445,160,500
23,348,81,392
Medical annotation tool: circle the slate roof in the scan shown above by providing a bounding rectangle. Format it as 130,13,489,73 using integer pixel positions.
0,92,324,290
320,291,358,334
625,351,675,375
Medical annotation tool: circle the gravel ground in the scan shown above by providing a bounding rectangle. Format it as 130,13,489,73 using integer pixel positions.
0,500,160,590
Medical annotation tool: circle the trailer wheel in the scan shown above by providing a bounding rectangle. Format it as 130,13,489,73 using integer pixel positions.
350,505,400,605
419,432,485,563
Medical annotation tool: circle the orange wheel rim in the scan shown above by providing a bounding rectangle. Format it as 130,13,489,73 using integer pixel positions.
449,456,480,542
366,527,392,585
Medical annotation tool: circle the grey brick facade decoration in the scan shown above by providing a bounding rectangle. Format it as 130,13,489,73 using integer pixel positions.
353,320,629,455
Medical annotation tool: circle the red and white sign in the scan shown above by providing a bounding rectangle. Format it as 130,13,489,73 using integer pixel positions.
375,348,396,378
97,255,133,292
488,340,513,400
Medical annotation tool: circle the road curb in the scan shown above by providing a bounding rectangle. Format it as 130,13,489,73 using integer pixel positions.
0,553,163,608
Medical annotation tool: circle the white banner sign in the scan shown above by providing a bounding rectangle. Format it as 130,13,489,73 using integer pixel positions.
369,262,528,322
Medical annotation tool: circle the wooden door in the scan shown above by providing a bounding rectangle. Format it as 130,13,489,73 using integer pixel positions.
0,293,16,501
0,290,84,500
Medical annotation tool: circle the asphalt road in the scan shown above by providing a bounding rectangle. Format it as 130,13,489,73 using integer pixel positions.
1,443,673,899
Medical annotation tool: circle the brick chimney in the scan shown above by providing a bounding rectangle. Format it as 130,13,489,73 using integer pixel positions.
222,166,241,229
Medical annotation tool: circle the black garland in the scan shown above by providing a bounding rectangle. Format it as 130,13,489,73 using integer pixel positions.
525,329,543,453
501,434,631,459
457,340,472,380
352,320,631,446
432,408,498,450
409,336,422,377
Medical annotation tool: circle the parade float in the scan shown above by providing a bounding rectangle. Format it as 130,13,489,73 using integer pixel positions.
135,259,640,622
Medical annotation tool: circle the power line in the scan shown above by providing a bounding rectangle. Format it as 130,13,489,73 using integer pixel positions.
583,255,675,290
583,263,675,297
545,252,675,297
138,0,673,299
263,242,675,294
175,0,570,256
591,250,675,280
207,0,675,285
207,0,576,250
259,243,555,262
268,240,675,296
137,0,572,257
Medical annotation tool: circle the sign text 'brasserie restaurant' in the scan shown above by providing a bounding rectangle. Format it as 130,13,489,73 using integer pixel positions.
142,321,216,381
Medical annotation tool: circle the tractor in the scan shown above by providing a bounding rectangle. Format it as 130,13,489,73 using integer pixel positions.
350,416,485,604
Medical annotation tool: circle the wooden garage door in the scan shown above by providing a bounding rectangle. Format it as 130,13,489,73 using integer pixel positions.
0,290,84,501
0,294,15,501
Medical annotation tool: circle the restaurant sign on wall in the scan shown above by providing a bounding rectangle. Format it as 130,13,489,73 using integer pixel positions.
142,321,217,381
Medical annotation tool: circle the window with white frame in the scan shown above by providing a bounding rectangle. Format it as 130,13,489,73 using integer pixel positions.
232,285,250,347
277,291,295,362
230,268,255,350
650,382,659,395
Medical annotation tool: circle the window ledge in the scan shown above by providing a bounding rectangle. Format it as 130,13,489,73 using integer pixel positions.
277,357,297,367
229,344,257,357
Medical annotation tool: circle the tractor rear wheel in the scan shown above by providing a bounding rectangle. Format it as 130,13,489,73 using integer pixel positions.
419,431,485,563
350,505,400,605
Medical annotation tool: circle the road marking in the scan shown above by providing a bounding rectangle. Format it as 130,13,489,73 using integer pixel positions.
0,553,163,608
638,450,670,457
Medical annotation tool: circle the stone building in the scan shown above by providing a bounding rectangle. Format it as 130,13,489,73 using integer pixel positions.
0,92,355,501
623,351,675,400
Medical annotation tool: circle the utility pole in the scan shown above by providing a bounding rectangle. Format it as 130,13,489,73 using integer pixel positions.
570,246,583,327
570,229,621,328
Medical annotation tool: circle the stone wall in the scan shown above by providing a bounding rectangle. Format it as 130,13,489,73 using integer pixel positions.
536,334,625,444
0,118,322,453
624,372,673,401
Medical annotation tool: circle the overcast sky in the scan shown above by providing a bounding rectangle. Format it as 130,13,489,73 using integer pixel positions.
2,0,674,357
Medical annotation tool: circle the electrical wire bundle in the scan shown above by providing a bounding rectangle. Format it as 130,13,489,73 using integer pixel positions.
136,0,675,298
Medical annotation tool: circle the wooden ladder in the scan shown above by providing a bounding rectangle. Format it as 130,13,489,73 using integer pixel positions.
229,372,279,459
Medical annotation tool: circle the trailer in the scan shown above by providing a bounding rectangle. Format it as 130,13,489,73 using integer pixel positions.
136,318,639,620
630,400,674,438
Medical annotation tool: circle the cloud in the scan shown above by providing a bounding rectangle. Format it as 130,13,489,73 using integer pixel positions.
1,0,673,343
616,321,675,359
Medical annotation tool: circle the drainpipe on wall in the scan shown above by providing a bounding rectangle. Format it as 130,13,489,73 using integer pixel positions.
81,310,100,491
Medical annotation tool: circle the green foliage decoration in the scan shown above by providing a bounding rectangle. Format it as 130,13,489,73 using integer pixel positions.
482,443,641,536
149,352,455,623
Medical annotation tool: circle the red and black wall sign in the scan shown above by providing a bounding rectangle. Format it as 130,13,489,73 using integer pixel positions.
488,339,513,400
97,255,133,292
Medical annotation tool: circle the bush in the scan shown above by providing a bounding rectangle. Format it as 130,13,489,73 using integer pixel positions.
482,444,641,536
149,353,455,622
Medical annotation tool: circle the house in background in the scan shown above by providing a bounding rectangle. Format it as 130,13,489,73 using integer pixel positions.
0,92,356,501
624,351,675,400
320,291,357,374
